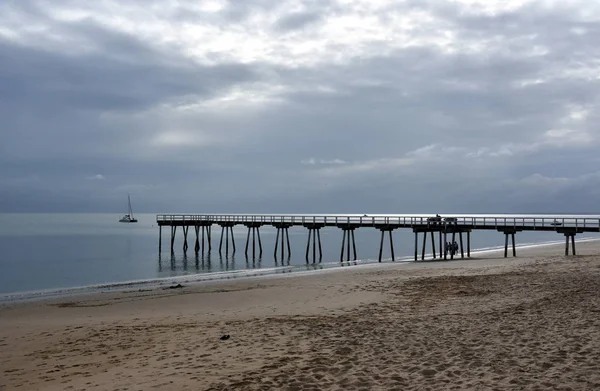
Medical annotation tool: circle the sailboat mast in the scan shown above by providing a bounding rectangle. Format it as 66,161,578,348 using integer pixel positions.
128,194,133,217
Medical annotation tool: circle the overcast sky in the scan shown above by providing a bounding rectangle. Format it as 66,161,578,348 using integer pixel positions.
2,0,600,213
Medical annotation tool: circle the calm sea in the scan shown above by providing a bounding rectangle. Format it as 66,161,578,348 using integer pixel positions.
0,213,597,297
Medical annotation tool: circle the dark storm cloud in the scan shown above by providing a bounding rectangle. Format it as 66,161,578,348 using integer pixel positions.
0,29,260,113
0,13,265,165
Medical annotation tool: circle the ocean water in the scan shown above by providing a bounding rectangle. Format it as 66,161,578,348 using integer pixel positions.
0,213,598,297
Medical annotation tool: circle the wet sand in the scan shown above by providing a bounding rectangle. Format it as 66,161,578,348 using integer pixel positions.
2,241,600,390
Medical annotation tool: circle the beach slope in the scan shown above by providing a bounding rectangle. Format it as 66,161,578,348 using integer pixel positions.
2,242,600,390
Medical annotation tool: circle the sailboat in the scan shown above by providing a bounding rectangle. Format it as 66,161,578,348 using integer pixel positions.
119,194,138,223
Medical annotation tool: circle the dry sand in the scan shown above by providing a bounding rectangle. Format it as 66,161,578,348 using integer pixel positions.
2,241,600,390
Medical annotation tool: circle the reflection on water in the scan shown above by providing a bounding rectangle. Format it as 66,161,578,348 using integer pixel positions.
158,252,295,272
158,252,245,274
245,256,262,269
158,251,326,277
274,256,291,267
158,252,214,274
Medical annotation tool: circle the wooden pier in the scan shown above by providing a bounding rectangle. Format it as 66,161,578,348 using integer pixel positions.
156,214,600,262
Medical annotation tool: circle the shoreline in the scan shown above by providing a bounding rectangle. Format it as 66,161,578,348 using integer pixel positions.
2,236,599,304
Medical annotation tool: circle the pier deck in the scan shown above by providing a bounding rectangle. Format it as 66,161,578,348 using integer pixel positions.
157,214,600,231
156,214,600,261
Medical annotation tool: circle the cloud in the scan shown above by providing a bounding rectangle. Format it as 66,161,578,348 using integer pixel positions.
2,0,600,213
301,158,348,165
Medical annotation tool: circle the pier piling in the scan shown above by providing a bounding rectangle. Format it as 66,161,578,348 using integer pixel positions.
512,232,516,257
377,227,395,262
183,226,189,253
421,231,427,260
192,224,212,254
305,224,324,263
502,229,520,258
218,223,236,256
414,229,439,261
564,233,577,255
340,226,358,262
159,226,162,253
225,226,229,256
207,225,212,251
467,231,471,257
219,226,224,254
443,231,448,260
170,226,177,254
450,230,456,260
244,224,263,259
273,224,292,260
245,227,250,255
200,224,211,254
414,231,417,261
257,227,263,254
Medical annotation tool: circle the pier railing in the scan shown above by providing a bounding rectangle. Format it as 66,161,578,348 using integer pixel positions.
156,214,600,260
156,214,600,230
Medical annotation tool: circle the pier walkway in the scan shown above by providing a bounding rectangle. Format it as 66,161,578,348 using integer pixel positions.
156,214,600,262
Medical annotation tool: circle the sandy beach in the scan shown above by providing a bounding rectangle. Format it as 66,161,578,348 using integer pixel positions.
2,241,600,390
